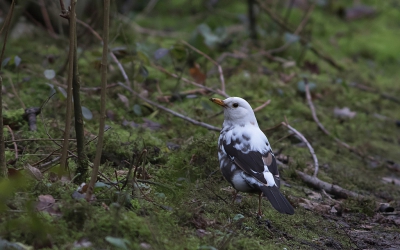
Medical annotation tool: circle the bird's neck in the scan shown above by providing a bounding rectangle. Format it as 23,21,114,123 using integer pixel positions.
222,117,259,130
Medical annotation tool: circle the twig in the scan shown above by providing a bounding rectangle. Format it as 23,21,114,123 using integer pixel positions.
76,19,102,41
349,82,400,105
60,0,76,170
118,82,221,131
180,40,227,94
256,0,344,71
304,79,376,162
253,100,271,112
153,64,229,98
59,0,68,18
5,125,17,159
7,76,25,109
5,138,76,143
0,0,15,178
142,0,159,15
281,122,319,178
86,0,110,202
39,0,57,39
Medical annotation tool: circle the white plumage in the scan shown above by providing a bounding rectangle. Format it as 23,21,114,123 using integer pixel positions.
210,97,294,215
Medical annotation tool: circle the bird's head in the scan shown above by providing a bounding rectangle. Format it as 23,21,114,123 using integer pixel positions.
210,97,258,126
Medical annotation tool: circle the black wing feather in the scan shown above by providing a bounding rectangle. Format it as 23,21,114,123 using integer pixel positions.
223,140,278,186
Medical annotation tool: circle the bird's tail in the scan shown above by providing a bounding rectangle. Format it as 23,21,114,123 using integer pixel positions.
260,185,294,215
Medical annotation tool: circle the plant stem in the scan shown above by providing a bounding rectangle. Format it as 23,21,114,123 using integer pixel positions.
86,0,110,201
72,16,89,184
60,0,76,172
0,0,16,178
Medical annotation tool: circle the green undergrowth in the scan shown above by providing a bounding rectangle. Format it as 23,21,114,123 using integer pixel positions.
1,0,400,249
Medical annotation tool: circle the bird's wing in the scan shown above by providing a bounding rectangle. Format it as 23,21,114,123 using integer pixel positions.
223,139,280,187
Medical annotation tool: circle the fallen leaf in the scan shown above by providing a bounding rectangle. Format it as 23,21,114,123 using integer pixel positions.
24,164,43,180
189,63,206,84
36,194,61,216
334,107,356,119
117,93,130,109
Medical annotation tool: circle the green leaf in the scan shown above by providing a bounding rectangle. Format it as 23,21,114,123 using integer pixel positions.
233,214,244,221
105,236,131,250
94,181,110,191
81,106,93,120
133,104,142,116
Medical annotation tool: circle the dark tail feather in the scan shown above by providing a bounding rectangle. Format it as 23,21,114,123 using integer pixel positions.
261,186,294,215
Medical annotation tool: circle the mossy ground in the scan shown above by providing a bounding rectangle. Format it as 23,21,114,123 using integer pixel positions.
1,0,400,249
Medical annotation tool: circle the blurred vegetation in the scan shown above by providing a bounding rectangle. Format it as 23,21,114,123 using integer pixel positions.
0,0,400,249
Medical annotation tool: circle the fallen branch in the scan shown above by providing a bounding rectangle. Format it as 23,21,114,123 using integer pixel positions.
295,170,365,199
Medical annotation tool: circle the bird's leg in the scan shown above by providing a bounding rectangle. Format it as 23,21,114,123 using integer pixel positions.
232,190,238,204
257,193,263,216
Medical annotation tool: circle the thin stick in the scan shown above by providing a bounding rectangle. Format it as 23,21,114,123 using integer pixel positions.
304,78,376,162
256,0,344,71
75,17,224,130
0,0,16,178
154,64,229,98
86,0,110,202
5,138,76,143
253,100,271,112
180,40,226,94
118,82,221,131
39,0,57,38
5,125,17,159
60,0,76,170
7,76,25,109
281,122,319,177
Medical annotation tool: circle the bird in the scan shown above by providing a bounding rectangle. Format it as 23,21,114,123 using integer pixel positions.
210,97,294,215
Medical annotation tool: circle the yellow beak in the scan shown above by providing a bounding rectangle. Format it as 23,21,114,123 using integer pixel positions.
209,98,227,108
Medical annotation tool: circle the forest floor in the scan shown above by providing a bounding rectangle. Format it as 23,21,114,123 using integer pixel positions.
1,0,400,249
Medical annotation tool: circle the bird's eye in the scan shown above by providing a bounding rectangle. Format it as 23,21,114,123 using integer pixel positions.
233,103,239,108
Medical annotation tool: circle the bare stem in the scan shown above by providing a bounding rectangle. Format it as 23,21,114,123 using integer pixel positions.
60,0,76,171
86,0,110,201
0,0,16,178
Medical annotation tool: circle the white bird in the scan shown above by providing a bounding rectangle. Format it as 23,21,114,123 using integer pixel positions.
210,97,294,215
